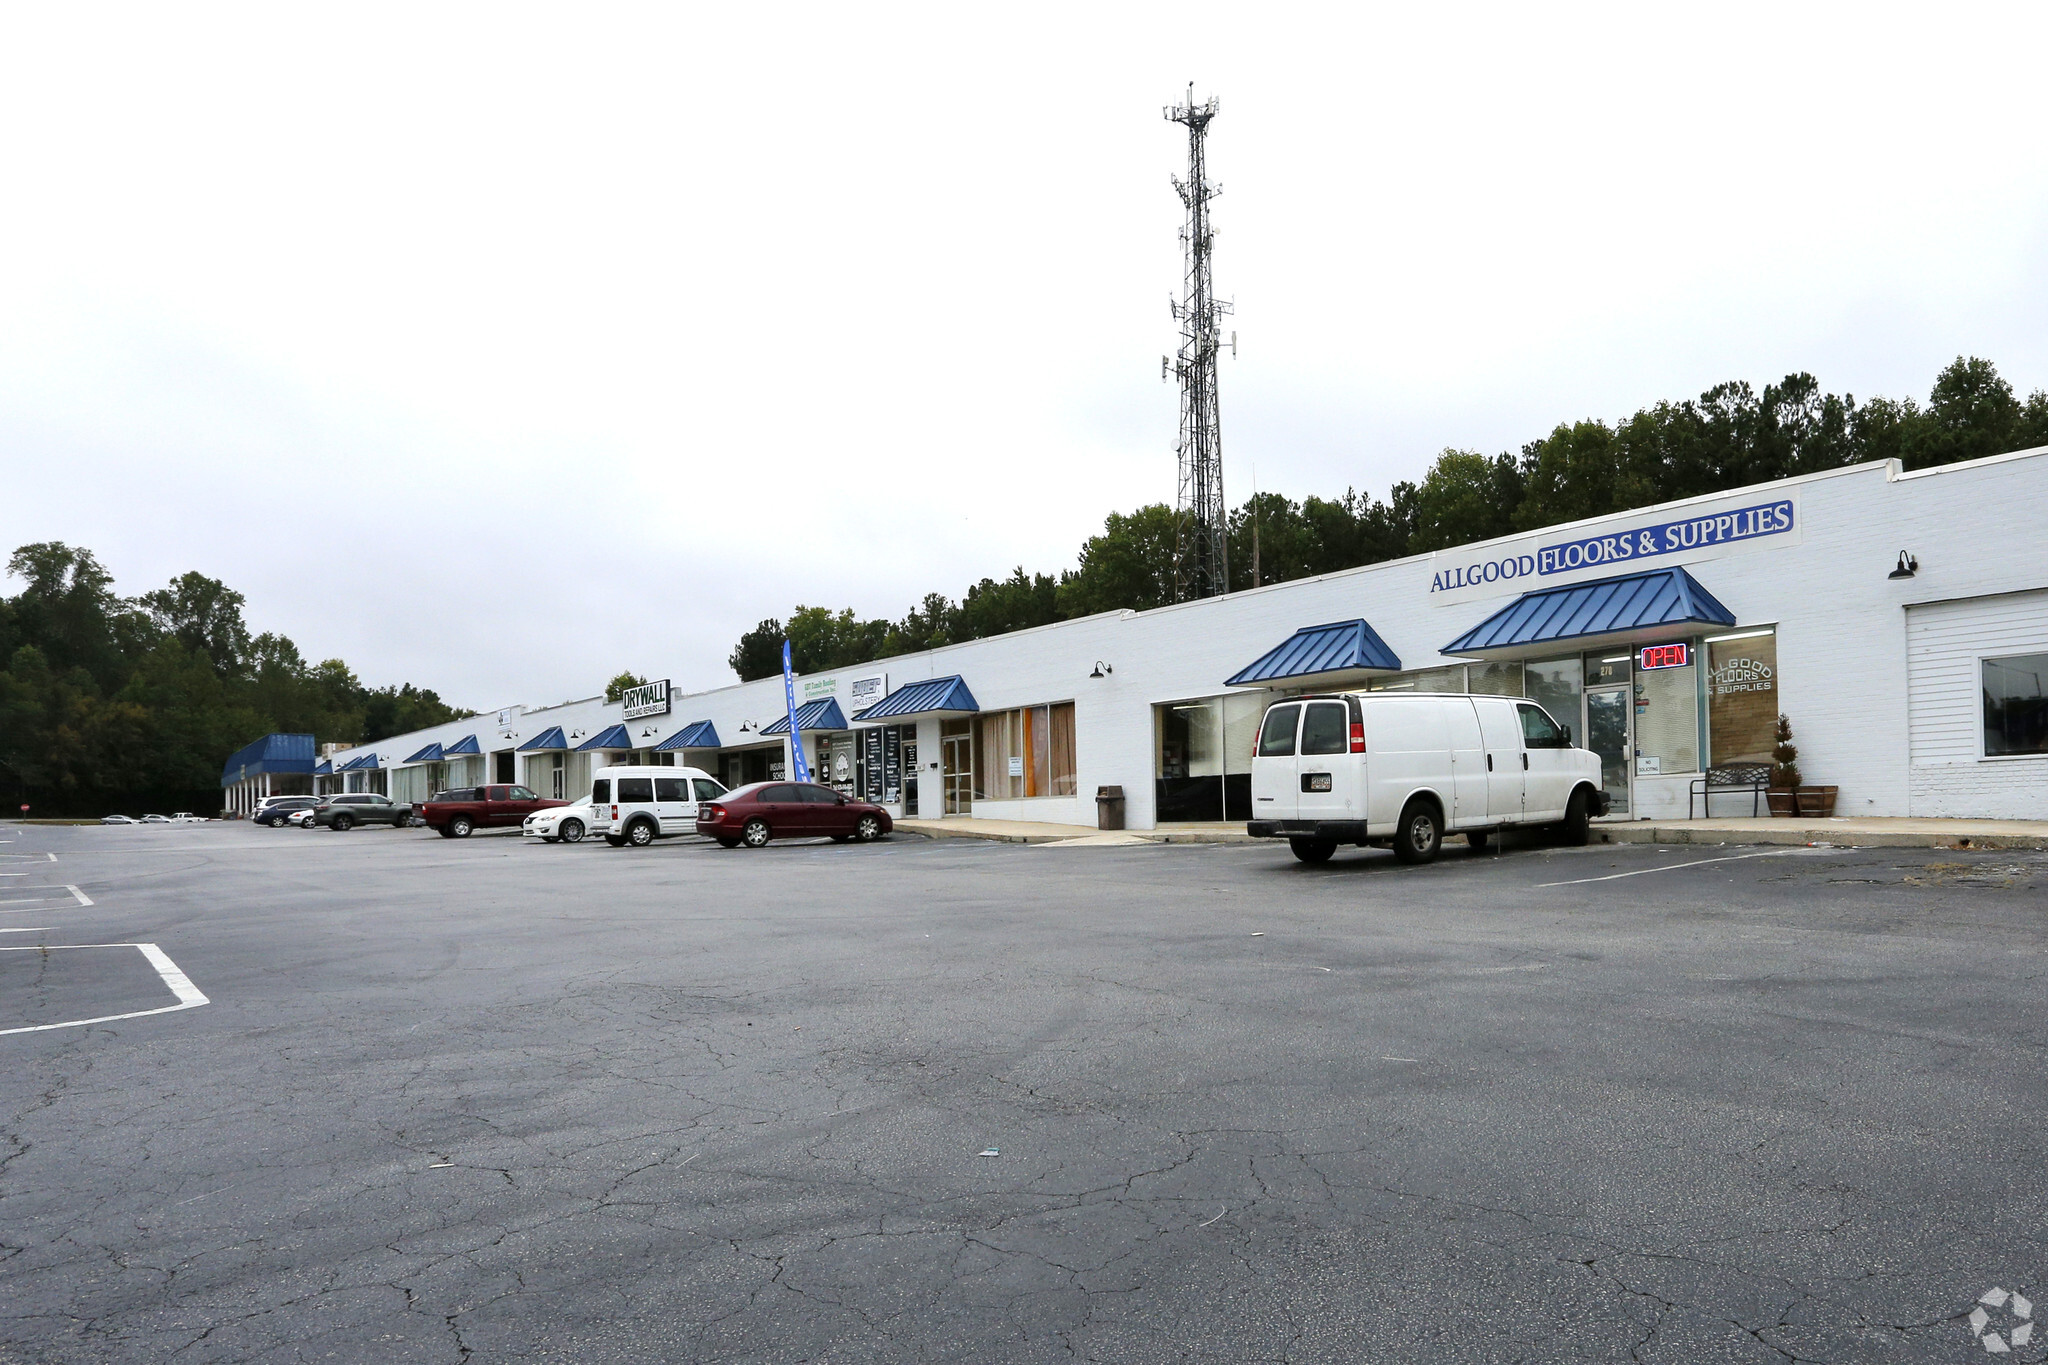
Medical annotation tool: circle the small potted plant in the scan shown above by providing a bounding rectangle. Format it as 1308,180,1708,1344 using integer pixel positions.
1767,715,1800,817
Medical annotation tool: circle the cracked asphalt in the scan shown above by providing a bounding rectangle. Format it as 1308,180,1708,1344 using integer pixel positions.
2,821,2045,1363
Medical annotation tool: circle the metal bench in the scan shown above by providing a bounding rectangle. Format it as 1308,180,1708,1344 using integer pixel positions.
1688,763,1772,819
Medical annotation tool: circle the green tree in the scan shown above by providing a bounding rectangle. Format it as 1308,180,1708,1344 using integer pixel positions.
604,671,650,703
954,569,1060,641
1056,503,1180,618
1410,450,1524,553
140,571,251,678
1910,355,2022,469
729,620,786,682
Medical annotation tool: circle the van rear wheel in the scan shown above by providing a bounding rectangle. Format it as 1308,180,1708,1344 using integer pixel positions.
1393,800,1441,864
1466,829,1490,850
1289,837,1336,864
625,818,657,847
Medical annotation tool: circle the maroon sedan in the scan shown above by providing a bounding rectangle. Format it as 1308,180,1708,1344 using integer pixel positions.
696,781,893,848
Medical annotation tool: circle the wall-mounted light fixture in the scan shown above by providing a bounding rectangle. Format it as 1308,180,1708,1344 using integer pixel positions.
738,721,754,734
640,727,655,737
1888,551,1918,580
569,729,585,740
1090,661,1114,678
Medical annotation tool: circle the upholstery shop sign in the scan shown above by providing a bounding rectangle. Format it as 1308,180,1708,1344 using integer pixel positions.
1427,493,1799,605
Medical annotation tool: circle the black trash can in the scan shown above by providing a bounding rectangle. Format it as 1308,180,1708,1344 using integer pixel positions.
1095,785,1126,831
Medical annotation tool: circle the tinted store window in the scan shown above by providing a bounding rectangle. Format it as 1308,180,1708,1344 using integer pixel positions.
1707,631,1778,766
1983,652,2048,756
1155,693,1265,821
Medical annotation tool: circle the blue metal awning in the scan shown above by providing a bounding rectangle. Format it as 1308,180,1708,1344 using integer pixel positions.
443,734,481,755
852,675,980,723
313,759,333,776
220,732,318,787
760,698,848,735
338,751,380,771
404,742,445,764
654,720,721,751
576,723,634,752
1441,566,1736,657
517,726,567,752
1226,620,1402,688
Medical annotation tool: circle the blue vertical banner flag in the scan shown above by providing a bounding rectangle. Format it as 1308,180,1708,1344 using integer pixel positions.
781,640,812,782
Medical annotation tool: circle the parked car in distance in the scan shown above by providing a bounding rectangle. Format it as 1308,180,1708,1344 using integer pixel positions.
287,808,317,828
141,814,171,824
169,812,209,824
523,800,595,844
254,796,320,827
420,785,564,838
587,766,728,848
1246,691,1610,865
696,781,892,849
310,793,414,830
100,814,138,825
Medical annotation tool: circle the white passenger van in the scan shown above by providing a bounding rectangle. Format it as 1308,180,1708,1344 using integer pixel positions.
586,765,728,848
1246,692,1609,864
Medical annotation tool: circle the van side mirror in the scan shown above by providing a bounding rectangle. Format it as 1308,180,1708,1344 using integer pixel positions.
1561,726,1572,746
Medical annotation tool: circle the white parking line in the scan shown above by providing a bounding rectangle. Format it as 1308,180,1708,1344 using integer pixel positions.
0,926,53,933
1537,850,1814,887
0,943,209,1036
0,886,91,907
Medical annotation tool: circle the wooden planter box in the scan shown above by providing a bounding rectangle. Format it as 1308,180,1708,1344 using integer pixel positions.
1796,785,1838,818
1766,788,1798,817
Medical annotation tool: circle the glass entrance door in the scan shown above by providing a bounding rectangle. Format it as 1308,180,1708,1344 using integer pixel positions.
1585,687,1631,816
942,732,973,815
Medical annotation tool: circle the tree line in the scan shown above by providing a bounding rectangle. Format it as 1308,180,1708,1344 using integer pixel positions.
0,544,465,816
731,356,2048,680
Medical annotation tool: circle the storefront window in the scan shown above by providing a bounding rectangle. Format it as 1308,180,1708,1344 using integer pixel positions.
1368,665,1469,692
1467,661,1524,696
1584,653,1632,687
1155,693,1267,821
1983,653,2048,756
978,703,1076,799
1707,630,1778,766
1633,643,1698,775
1524,657,1582,742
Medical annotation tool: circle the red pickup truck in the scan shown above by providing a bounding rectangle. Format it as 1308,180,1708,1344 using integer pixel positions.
420,785,566,838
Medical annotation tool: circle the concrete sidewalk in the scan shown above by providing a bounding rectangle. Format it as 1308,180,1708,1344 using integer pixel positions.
897,814,2048,851
1595,816,2048,851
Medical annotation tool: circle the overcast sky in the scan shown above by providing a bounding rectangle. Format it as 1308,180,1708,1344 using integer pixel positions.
4,3,2044,709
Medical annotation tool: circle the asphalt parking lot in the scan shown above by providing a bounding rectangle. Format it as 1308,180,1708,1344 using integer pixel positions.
2,821,2045,1364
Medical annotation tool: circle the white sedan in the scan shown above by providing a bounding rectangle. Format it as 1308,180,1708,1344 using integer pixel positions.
523,801,594,844
100,814,138,825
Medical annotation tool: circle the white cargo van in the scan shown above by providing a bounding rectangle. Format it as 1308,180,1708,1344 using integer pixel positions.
1246,692,1609,864
586,765,727,848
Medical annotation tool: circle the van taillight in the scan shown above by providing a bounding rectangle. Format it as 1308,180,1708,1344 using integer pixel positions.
611,805,619,819
1349,722,1366,753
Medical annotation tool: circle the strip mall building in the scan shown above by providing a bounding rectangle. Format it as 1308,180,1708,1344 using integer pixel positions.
248,448,2048,827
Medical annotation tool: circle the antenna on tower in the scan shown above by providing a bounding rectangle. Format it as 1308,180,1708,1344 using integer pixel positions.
1164,85,1231,602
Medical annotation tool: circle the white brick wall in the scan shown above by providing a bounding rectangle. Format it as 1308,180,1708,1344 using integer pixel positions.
323,448,2048,827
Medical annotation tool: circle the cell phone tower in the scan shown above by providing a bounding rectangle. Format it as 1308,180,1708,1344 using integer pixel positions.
1164,86,1233,601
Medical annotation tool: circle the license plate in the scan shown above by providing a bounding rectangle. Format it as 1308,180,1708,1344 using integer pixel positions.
1304,773,1332,793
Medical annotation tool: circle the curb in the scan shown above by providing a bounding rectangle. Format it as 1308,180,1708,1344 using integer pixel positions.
1595,824,2048,852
